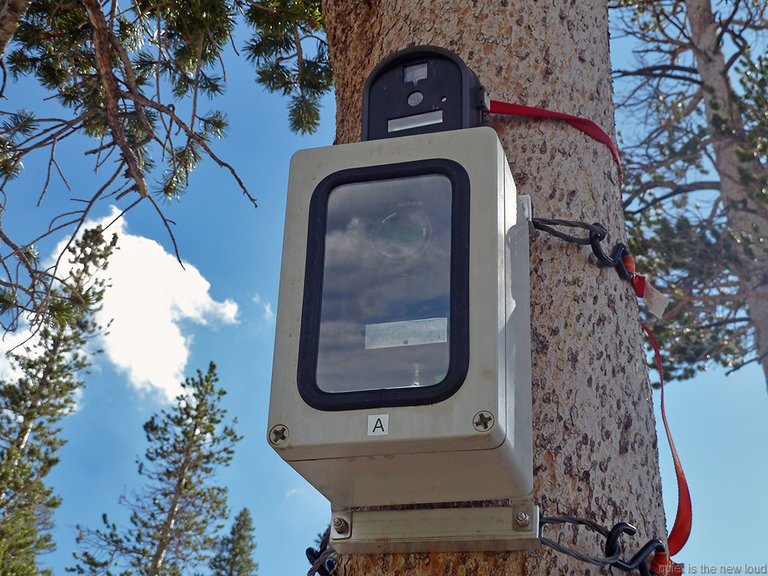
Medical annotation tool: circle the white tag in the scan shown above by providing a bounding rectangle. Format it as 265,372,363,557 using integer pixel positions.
643,281,670,319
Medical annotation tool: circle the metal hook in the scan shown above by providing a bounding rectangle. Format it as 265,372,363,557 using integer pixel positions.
306,547,335,576
604,521,637,558
617,539,666,576
604,522,666,576
588,224,634,281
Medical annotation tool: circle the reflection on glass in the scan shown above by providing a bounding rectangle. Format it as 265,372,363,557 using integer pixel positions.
316,174,452,393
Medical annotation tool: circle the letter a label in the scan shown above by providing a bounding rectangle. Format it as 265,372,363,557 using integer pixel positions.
367,414,390,436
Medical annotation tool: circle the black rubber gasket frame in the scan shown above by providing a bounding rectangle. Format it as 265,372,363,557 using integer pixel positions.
297,158,470,412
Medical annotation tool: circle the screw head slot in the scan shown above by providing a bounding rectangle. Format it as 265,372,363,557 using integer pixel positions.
269,424,289,445
473,410,495,432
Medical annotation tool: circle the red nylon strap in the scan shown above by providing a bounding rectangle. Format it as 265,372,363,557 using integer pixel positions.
622,254,648,298
652,552,685,576
488,99,623,182
641,325,692,575
633,275,647,299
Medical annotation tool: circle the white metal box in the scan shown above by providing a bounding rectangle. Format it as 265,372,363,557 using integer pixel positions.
267,126,532,508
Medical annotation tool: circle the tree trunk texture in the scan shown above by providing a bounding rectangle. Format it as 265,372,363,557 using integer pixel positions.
684,0,768,385
0,0,31,59
322,1,667,575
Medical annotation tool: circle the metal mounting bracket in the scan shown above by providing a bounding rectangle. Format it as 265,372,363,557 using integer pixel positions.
518,194,535,236
329,499,541,554
518,194,534,222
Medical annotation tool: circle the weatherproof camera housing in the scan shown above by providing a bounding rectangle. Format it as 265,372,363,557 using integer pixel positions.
361,45,486,141
267,126,532,509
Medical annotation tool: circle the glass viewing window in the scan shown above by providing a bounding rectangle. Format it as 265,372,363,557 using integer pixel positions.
298,160,470,411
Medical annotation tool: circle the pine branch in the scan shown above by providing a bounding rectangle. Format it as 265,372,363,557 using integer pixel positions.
626,180,721,214
613,64,702,84
82,0,148,197
122,90,256,207
716,0,742,48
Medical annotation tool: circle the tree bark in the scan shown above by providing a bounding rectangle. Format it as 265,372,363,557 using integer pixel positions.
684,0,768,384
0,0,31,60
322,1,667,575
146,430,199,576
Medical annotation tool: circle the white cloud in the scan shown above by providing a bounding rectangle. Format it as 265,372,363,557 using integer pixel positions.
263,301,274,322
284,488,301,500
253,292,275,323
0,329,35,382
54,208,239,402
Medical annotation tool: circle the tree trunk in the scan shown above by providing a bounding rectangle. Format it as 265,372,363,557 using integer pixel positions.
321,1,667,574
0,0,31,59
684,0,768,384
146,431,198,576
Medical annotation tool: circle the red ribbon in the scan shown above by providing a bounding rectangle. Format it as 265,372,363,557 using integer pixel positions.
488,99,623,182
642,325,692,575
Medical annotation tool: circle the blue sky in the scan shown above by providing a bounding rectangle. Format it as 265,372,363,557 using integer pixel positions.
1,23,767,576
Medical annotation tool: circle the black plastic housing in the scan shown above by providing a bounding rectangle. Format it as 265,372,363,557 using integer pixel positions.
361,46,485,141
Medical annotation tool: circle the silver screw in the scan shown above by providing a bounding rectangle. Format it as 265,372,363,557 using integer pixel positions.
332,516,349,535
473,410,495,431
515,511,531,528
269,424,289,445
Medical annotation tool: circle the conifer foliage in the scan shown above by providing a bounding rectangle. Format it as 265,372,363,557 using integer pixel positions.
70,363,242,576
209,508,258,576
610,0,768,383
242,1,331,134
0,227,116,575
0,0,330,332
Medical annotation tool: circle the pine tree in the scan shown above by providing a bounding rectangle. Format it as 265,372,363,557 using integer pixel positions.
1,0,330,333
0,227,116,575
209,508,258,576
70,362,242,576
611,0,768,383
